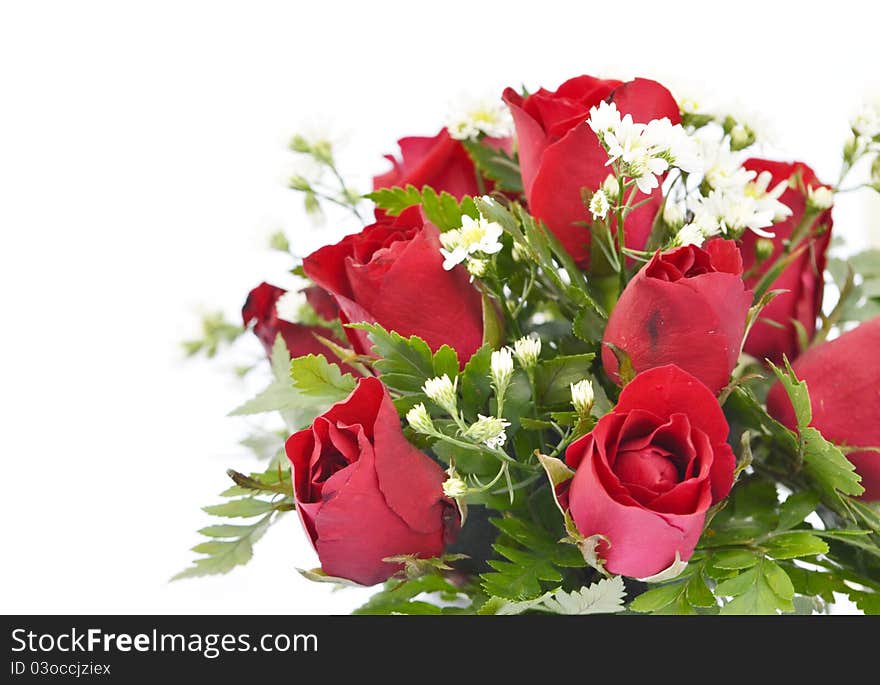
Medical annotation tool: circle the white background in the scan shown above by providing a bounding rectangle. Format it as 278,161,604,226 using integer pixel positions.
1,0,879,614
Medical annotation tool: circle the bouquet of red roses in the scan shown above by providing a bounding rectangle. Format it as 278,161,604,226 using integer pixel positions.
179,73,880,615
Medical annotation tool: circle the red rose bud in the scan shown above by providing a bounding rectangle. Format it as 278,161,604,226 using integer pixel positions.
740,159,833,365
766,317,880,500
302,207,484,365
374,128,510,201
286,376,459,585
503,75,680,266
242,282,347,366
602,239,752,394
565,365,735,577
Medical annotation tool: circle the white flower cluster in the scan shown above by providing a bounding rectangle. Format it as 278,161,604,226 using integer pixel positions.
674,133,792,245
446,100,514,141
587,101,701,194
851,97,880,143
464,415,511,450
439,214,504,272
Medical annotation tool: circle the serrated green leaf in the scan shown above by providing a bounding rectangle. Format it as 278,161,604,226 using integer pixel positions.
711,549,760,570
534,354,595,406
718,561,794,615
202,498,275,518
354,574,467,615
714,568,759,597
777,491,820,530
765,532,829,560
197,524,258,538
365,184,476,231
685,574,717,608
461,140,524,193
539,576,626,615
290,353,356,402
629,582,686,612
173,514,273,581
348,323,435,394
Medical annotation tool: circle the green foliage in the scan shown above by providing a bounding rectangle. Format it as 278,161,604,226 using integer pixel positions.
290,353,356,402
365,184,479,231
481,517,584,601
354,571,476,615
174,465,292,581
348,323,460,399
461,140,524,194
534,354,595,407
769,359,864,497
182,312,244,358
828,249,880,325
480,576,625,615
229,336,330,431
716,558,794,615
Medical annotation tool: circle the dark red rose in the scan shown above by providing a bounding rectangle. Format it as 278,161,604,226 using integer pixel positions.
602,239,752,394
302,207,484,366
564,365,735,577
766,316,880,500
374,128,510,200
286,376,459,585
740,159,833,364
503,75,680,266
242,282,347,367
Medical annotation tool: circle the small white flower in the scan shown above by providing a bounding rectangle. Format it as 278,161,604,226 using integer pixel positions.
698,132,755,191
643,118,702,174
587,100,622,139
490,347,514,391
663,202,685,229
439,215,504,270
601,173,619,198
745,170,792,223
851,98,880,140
406,403,436,435
464,415,511,449
807,185,835,211
675,223,707,247
274,289,306,324
466,258,488,278
570,379,594,417
442,475,468,498
422,375,458,416
513,335,541,369
446,99,514,141
589,189,611,220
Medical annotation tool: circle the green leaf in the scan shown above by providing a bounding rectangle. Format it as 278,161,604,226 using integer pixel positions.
460,345,493,418
711,549,760,570
481,517,584,601
354,574,471,615
202,498,276,518
534,354,595,406
461,140,524,193
718,560,794,615
364,184,476,231
348,323,434,393
777,491,820,530
630,582,686,613
173,514,273,580
685,574,718,608
765,532,829,560
290,353,356,402
539,576,626,615
769,359,864,497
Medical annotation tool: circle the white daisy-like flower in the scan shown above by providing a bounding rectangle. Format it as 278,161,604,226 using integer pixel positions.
274,289,306,324
446,99,514,141
513,335,542,369
589,189,611,220
744,170,792,223
643,118,702,174
698,132,755,191
675,223,707,247
587,100,622,139
693,188,780,239
464,415,511,450
439,215,504,270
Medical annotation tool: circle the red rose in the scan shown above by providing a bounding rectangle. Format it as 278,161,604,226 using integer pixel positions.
374,128,510,200
564,365,735,577
766,317,880,500
503,75,680,266
302,207,484,365
242,282,347,366
602,239,752,394
286,376,459,585
740,159,833,364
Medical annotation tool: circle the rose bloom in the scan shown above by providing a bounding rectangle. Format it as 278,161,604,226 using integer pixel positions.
602,239,752,394
766,316,880,500
503,75,680,266
302,206,484,365
374,128,510,200
242,282,347,365
564,365,735,577
740,159,833,364
286,376,459,585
